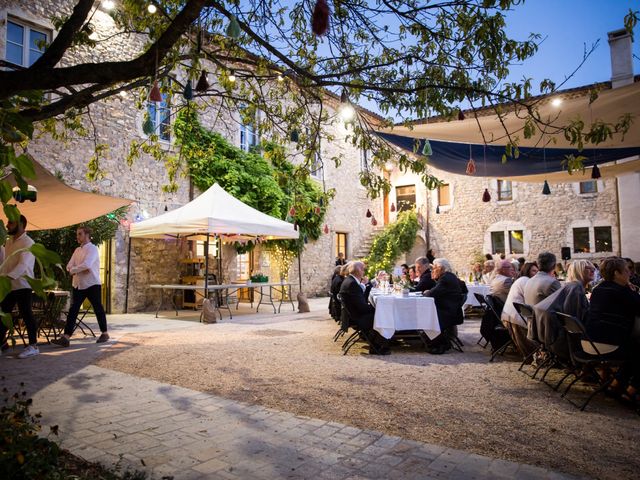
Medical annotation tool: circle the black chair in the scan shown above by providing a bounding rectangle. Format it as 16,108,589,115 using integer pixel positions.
482,294,515,362
338,297,382,355
34,292,69,343
473,293,489,348
555,312,626,411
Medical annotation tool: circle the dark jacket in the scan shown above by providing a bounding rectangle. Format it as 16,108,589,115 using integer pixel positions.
586,281,640,345
329,274,344,320
412,270,436,292
339,275,375,330
424,272,468,330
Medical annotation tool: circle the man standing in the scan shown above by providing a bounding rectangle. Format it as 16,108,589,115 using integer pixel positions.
524,252,561,306
52,226,109,347
0,215,38,358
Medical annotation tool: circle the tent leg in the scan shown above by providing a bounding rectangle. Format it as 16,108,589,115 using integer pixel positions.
124,233,132,313
204,234,210,297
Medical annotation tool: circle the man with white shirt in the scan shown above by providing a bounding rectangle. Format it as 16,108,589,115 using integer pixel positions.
0,214,38,358
52,226,109,347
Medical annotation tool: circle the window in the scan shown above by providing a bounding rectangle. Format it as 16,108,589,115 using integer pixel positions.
360,149,370,172
307,129,323,180
491,231,505,255
573,227,590,253
509,230,524,254
6,19,48,67
437,184,450,206
237,253,250,280
147,93,171,141
497,180,513,201
239,108,258,152
396,185,416,212
579,181,598,194
594,226,612,252
335,232,347,259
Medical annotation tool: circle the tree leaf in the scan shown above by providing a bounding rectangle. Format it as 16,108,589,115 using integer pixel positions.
3,204,20,223
30,243,62,266
11,154,36,179
0,276,12,304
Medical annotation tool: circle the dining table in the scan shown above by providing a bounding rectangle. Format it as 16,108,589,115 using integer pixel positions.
464,283,491,307
369,289,440,340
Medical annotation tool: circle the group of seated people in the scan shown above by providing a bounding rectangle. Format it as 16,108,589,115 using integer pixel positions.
488,251,640,408
329,255,468,355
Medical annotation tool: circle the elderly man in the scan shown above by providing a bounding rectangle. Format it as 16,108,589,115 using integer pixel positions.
339,261,389,354
411,256,436,292
524,252,561,306
490,260,516,303
481,260,495,284
423,258,468,354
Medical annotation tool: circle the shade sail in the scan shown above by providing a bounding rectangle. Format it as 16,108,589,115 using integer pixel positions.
129,183,299,239
1,157,133,230
375,81,640,180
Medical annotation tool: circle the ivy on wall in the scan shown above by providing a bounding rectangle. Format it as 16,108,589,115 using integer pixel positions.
174,109,331,253
364,211,420,277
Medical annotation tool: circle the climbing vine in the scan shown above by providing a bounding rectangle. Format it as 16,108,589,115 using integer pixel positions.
364,211,420,277
174,109,331,253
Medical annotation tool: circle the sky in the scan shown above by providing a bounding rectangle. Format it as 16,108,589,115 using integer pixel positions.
502,0,639,90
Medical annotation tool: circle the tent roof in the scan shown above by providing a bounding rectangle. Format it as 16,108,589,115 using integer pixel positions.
1,157,133,230
129,183,299,239
375,81,640,181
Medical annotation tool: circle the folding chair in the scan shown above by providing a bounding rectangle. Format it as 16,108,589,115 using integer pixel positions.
512,302,543,376
34,292,68,342
555,312,626,411
483,294,515,362
339,298,382,355
473,293,489,348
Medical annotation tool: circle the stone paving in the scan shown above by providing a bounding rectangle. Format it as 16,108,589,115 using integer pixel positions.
1,302,586,480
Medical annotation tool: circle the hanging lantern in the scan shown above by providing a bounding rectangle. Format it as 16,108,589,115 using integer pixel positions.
290,129,300,143
542,180,551,195
465,158,476,175
340,87,349,104
323,224,329,234
366,209,372,218
164,205,168,212
148,80,162,102
142,115,154,135
371,216,378,226
458,109,465,121
422,139,432,156
319,197,324,207
289,206,296,216
226,15,241,39
311,0,330,36
314,206,321,214
482,188,491,202
182,81,193,101
591,164,601,179
436,205,440,214
195,70,210,91
390,203,396,212
304,235,309,244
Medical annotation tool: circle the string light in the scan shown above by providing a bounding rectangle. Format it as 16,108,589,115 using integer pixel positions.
147,4,157,14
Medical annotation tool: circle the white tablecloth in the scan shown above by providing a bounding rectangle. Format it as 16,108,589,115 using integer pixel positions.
465,284,491,307
370,291,440,340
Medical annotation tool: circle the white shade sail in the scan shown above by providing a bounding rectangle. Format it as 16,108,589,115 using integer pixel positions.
129,183,299,239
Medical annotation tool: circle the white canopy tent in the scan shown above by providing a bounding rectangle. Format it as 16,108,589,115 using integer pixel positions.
128,183,298,305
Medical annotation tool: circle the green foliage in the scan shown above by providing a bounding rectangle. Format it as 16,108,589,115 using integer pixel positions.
30,207,128,289
174,109,330,253
364,211,420,277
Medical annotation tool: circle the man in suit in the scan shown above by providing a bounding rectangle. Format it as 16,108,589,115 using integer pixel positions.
524,252,561,306
411,256,436,292
339,261,389,354
423,258,468,354
490,260,516,303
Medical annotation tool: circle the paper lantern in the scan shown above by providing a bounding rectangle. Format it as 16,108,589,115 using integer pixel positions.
148,80,162,102
542,180,551,195
289,206,296,216
371,216,377,226
390,203,396,212
323,224,329,234
422,139,432,156
290,129,299,143
314,206,321,214
458,109,465,121
465,158,476,175
226,15,241,39
591,164,601,179
311,0,330,36
482,188,491,202
195,70,209,91
142,115,154,135
436,205,440,214
182,81,193,100
366,209,372,218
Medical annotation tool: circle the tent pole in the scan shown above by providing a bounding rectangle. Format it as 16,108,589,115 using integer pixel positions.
298,247,302,293
204,234,210,298
124,232,132,313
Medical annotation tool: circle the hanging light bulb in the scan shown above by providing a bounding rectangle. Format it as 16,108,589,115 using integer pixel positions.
148,80,162,102
277,73,285,82
542,180,551,195
340,104,355,122
101,0,115,11
390,203,396,212
147,4,157,14
591,164,601,179
195,70,209,91
482,188,491,202
228,71,236,83
384,161,394,172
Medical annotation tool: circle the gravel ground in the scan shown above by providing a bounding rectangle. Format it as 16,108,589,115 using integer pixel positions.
96,308,640,480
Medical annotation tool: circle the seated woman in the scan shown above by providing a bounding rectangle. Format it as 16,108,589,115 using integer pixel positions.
329,264,348,321
531,260,594,363
501,262,539,358
586,257,640,404
423,258,468,354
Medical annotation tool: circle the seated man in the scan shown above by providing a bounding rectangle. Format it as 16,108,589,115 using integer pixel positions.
339,261,389,354
524,251,561,306
411,256,436,292
481,260,495,284
423,258,468,354
490,260,516,303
